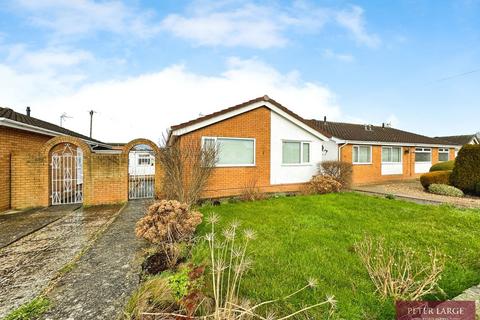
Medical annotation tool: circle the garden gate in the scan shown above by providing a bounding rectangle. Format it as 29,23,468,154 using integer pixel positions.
128,145,155,199
51,143,83,205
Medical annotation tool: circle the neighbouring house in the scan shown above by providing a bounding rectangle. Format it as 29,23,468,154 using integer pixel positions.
168,96,462,197
0,106,161,212
435,134,479,156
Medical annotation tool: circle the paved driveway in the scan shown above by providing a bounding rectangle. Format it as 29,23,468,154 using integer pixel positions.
0,204,123,318
0,205,80,248
355,180,480,208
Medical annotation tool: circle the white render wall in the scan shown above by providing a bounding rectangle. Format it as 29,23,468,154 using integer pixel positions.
270,111,338,185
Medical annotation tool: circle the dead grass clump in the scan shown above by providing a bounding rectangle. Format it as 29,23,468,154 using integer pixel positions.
354,236,446,300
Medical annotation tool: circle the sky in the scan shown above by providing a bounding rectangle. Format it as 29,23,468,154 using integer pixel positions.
0,0,479,143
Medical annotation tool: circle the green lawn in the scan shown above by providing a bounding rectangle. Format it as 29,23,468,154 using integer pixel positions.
192,192,480,320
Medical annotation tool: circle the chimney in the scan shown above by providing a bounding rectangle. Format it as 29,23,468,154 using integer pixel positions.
323,116,327,124
26,106,31,117
382,123,385,128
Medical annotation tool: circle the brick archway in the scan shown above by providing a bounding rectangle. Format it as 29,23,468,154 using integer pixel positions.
43,136,92,205
121,138,160,156
123,138,161,200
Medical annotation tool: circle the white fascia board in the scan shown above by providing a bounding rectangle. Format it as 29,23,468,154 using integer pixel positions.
93,149,122,154
0,117,112,149
170,101,330,141
330,138,460,148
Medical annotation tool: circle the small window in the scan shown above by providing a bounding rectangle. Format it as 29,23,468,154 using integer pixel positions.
353,145,371,164
202,137,255,166
137,154,152,166
438,148,449,162
282,141,310,164
382,146,402,163
415,148,431,162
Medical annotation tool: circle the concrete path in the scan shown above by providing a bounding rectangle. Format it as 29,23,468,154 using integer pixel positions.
42,200,150,320
0,204,122,318
0,205,80,248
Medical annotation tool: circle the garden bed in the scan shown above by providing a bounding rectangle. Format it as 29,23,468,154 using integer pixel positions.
190,192,480,319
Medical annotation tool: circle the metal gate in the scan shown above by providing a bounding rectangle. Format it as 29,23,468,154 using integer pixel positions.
51,143,83,205
128,148,155,199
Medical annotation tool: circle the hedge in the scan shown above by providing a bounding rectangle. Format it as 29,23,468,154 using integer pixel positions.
420,170,452,189
430,160,455,172
428,184,464,197
451,145,480,193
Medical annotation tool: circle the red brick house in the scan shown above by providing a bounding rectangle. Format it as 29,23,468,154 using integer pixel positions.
169,96,461,195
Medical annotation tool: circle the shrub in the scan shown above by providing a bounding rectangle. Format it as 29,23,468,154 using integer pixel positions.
305,175,342,195
159,134,218,205
135,200,202,267
451,144,480,193
430,160,455,172
239,178,267,201
419,170,451,189
428,184,464,197
318,160,353,188
354,236,445,301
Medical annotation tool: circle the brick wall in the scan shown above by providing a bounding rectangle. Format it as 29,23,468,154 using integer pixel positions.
0,127,51,211
341,144,455,185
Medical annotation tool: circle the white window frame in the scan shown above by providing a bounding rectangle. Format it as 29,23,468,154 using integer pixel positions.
438,148,449,162
352,145,372,165
415,147,432,163
201,136,256,167
381,146,403,164
281,140,311,166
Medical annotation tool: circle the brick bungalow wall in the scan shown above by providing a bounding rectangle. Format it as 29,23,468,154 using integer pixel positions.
0,127,51,211
340,144,456,185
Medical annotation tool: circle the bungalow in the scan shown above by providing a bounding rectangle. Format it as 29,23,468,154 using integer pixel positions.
169,96,461,197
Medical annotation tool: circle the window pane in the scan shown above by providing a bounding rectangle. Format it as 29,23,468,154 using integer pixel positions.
203,138,216,150
302,143,310,163
283,142,301,164
439,152,449,162
359,146,371,163
382,147,391,162
217,138,254,165
392,147,401,162
353,147,359,163
415,152,431,162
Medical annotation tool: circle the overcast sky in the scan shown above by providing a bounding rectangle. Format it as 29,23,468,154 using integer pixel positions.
0,0,479,143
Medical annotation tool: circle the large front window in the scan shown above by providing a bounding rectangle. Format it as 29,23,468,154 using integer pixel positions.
438,148,449,162
353,145,371,164
415,148,431,162
202,137,255,166
382,146,402,163
282,141,310,164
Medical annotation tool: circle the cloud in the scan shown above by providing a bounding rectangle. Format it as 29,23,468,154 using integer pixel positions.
335,6,380,48
322,49,355,62
161,1,379,49
0,58,341,143
9,0,161,38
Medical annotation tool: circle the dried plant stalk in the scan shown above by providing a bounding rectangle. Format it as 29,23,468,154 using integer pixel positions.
354,236,445,301
159,133,217,205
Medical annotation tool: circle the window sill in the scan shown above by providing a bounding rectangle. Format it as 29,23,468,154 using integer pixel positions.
353,162,372,165
281,163,312,167
215,164,256,168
